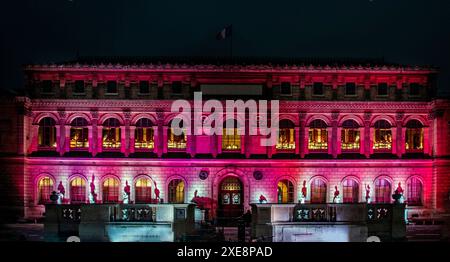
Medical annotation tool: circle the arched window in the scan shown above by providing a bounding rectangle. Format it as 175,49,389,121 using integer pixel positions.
38,117,56,148
342,179,359,203
277,179,294,203
310,178,327,203
102,177,119,203
168,179,185,203
168,119,187,149
102,118,121,149
70,118,89,149
341,120,360,151
277,120,295,150
70,177,86,203
38,176,54,204
405,120,424,152
308,119,328,150
135,177,152,203
373,120,392,151
135,118,154,149
375,178,391,203
222,119,241,151
407,177,423,206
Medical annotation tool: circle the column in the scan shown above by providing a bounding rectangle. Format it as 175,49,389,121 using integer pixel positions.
331,112,339,158
363,112,372,158
299,112,307,158
123,110,131,157
90,109,99,156
58,110,67,156
189,112,196,158
156,109,164,157
395,112,404,158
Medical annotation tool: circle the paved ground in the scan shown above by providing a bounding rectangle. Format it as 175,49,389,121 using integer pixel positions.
0,224,44,241
0,223,447,242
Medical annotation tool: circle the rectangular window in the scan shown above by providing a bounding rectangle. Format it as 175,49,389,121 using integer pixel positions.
377,83,388,96
41,80,53,93
106,81,118,94
139,81,150,94
345,82,356,96
313,82,324,96
172,81,182,94
280,82,292,95
409,83,421,96
74,80,85,94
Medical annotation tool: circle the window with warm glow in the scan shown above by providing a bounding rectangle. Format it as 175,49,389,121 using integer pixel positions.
222,119,241,151
277,120,295,150
102,118,121,149
407,177,423,206
373,120,392,150
341,120,360,151
168,179,184,203
70,118,89,149
277,180,294,203
135,118,154,149
168,119,187,149
375,178,391,203
102,177,119,203
310,178,327,203
342,179,359,203
38,176,53,204
135,177,152,203
308,119,328,150
405,120,424,151
70,177,86,203
38,117,56,149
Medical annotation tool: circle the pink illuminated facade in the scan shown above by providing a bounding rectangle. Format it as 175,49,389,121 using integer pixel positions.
1,57,450,222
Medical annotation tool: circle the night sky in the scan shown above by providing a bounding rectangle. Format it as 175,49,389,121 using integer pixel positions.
1,0,449,96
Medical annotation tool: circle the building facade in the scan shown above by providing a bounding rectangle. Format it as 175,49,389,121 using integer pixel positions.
1,58,450,222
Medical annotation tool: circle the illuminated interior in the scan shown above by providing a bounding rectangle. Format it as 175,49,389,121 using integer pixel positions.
102,177,120,203
405,120,424,151
308,119,328,150
277,120,295,150
373,120,392,150
38,176,53,204
277,179,294,203
374,178,391,203
38,117,57,149
134,118,154,149
167,119,186,149
70,177,86,203
168,179,185,203
407,177,423,206
70,117,89,149
342,179,359,203
102,118,121,149
310,178,327,203
222,119,241,151
135,177,152,203
341,120,360,151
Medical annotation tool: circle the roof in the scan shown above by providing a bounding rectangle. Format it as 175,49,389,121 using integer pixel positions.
24,56,437,72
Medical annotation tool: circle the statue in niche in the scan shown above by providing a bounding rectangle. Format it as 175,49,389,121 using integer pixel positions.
333,186,340,203
365,184,371,203
89,175,97,204
300,180,307,204
57,181,65,204
123,180,131,204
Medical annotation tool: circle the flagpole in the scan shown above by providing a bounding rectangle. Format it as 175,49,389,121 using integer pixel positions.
230,24,233,60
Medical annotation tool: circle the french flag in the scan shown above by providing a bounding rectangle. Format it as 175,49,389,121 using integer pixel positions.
216,25,232,40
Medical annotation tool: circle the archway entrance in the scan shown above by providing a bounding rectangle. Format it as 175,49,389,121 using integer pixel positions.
217,176,244,221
